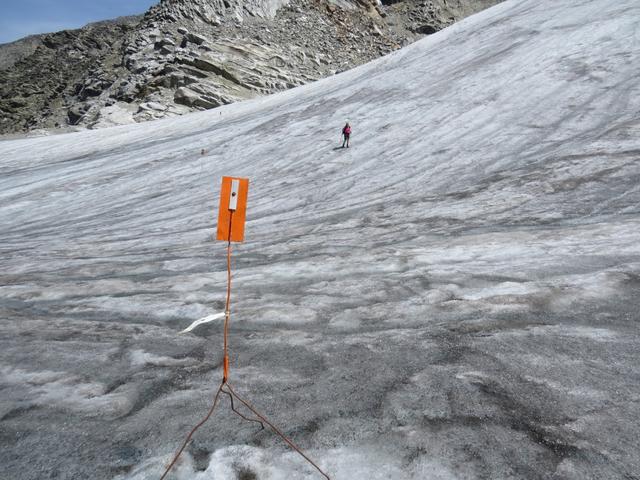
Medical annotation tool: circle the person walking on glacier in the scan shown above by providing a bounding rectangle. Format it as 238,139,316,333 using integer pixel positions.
341,122,351,148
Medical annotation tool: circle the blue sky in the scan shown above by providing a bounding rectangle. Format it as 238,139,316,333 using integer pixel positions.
0,0,159,44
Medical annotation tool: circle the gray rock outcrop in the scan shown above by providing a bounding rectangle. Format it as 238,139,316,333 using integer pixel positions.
0,0,502,135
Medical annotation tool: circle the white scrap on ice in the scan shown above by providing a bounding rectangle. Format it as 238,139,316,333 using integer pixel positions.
179,312,225,333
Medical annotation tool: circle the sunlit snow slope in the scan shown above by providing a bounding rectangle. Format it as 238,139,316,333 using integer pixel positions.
1,0,640,479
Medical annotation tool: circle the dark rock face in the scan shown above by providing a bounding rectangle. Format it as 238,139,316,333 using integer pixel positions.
0,17,140,133
0,0,502,134
0,35,43,69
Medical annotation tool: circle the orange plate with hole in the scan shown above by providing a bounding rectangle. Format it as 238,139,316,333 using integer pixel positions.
216,176,249,242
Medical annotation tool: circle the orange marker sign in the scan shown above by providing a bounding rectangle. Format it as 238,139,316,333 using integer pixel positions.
217,176,249,242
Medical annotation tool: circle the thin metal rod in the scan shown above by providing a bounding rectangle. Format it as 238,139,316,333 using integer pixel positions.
159,385,223,480
225,383,331,480
221,386,265,430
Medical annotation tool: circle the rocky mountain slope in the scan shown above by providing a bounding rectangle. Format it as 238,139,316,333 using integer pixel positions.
0,0,499,134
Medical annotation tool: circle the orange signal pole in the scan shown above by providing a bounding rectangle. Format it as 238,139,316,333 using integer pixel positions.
160,178,330,480
223,210,233,383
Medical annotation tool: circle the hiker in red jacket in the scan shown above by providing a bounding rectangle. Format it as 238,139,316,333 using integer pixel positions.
342,122,351,148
